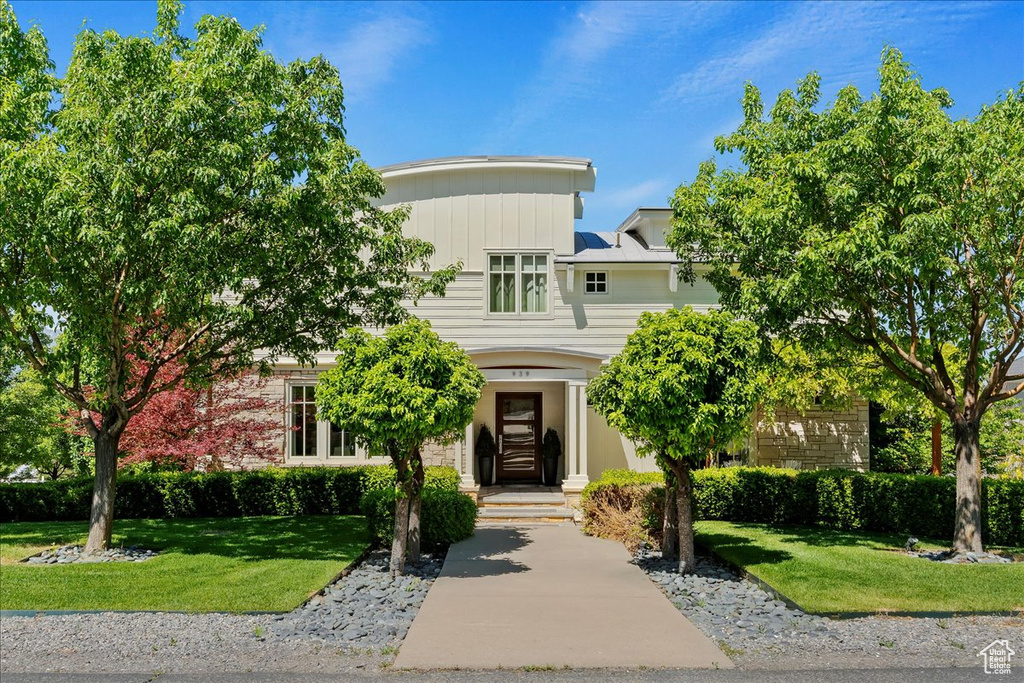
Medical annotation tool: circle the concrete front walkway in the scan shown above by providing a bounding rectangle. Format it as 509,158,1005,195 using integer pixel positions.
393,525,733,670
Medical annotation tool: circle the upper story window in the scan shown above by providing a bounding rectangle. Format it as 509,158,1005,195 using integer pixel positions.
288,383,366,461
584,271,608,294
488,253,549,314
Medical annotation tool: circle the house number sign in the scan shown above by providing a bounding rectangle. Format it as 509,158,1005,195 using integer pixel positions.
511,370,531,378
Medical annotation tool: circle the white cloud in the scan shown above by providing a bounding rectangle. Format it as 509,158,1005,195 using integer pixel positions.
264,4,431,102
661,1,995,104
489,1,727,146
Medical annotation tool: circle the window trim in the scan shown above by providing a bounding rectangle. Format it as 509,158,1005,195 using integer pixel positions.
583,270,609,295
285,381,374,463
484,251,553,317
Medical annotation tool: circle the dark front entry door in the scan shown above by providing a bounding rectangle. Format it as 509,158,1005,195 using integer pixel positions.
496,392,542,482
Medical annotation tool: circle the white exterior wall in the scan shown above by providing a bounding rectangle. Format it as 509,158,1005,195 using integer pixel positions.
375,160,596,271
256,157,870,482
390,267,717,357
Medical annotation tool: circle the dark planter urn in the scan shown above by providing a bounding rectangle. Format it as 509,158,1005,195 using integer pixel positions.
478,454,494,487
541,428,562,487
543,456,559,487
475,425,497,487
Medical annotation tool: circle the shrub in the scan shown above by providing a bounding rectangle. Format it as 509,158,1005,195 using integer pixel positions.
580,467,1024,548
0,465,461,523
360,488,476,549
580,469,664,549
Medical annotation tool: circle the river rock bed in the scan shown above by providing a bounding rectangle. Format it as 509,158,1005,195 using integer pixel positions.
271,548,443,650
24,544,158,565
908,549,1015,564
635,546,1024,668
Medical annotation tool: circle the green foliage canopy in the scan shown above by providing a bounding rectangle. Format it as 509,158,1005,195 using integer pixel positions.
0,0,457,435
671,48,1024,427
588,307,763,466
316,319,486,463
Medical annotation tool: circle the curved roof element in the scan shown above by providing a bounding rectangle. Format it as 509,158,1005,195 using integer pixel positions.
377,155,596,192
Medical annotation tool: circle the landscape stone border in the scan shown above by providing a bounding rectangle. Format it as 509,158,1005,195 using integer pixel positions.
271,548,444,650
22,545,159,565
635,545,1024,664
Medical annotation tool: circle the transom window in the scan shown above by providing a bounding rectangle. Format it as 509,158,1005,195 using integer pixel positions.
488,253,549,314
288,384,364,460
584,271,608,294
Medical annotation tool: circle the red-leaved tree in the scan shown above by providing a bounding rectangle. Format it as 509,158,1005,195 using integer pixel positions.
117,367,281,471
73,328,283,472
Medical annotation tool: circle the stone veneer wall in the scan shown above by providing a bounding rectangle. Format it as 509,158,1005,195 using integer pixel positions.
234,369,462,469
752,400,870,471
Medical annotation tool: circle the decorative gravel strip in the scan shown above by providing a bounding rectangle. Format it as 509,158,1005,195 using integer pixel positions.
908,549,1015,564
271,548,443,650
0,611,384,674
635,547,1024,668
23,544,158,565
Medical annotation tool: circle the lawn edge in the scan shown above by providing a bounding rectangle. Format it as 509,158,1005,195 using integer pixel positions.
694,537,1024,620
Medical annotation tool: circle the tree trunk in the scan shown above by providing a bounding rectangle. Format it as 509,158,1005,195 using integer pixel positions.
407,447,425,564
390,494,410,577
661,472,678,560
389,455,410,576
952,418,983,553
84,430,121,553
675,463,695,574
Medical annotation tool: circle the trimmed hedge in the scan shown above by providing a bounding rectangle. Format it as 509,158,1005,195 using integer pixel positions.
0,465,461,523
360,488,477,549
581,467,1024,547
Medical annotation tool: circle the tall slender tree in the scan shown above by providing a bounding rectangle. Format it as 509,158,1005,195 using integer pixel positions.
588,308,763,573
0,1,456,551
316,319,485,576
671,49,1024,552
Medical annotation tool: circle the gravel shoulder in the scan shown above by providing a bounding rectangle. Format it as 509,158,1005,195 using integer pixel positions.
635,548,1024,670
1,549,442,675
4,542,1021,675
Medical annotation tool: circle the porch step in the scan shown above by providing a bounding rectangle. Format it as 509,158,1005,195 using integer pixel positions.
477,493,567,506
476,506,576,525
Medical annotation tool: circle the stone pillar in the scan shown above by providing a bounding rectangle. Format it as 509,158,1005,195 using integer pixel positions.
460,422,478,493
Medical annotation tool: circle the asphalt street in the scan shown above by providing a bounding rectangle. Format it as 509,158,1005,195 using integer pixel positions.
2,668,1014,683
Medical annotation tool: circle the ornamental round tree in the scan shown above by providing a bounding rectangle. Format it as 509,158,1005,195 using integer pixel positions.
0,1,457,552
588,307,763,573
316,319,485,576
671,48,1024,553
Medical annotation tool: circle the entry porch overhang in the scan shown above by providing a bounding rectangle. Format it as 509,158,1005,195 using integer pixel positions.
459,347,596,495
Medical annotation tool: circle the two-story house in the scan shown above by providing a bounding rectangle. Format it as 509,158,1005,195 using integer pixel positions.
261,156,869,500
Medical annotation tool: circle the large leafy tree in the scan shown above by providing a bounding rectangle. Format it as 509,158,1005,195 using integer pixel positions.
316,319,485,576
0,367,91,480
588,307,763,573
671,48,1024,552
0,1,456,551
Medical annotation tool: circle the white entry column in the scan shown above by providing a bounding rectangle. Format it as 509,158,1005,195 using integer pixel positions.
460,422,477,491
561,381,590,492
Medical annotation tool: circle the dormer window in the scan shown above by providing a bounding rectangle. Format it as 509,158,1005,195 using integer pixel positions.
488,253,549,314
584,271,608,294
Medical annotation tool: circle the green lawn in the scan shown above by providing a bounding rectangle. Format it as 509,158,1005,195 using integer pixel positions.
0,516,369,612
695,520,1024,614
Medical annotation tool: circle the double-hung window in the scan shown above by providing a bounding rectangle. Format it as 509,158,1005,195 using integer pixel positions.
488,253,549,314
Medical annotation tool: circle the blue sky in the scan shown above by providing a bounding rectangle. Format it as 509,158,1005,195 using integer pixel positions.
10,0,1024,230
